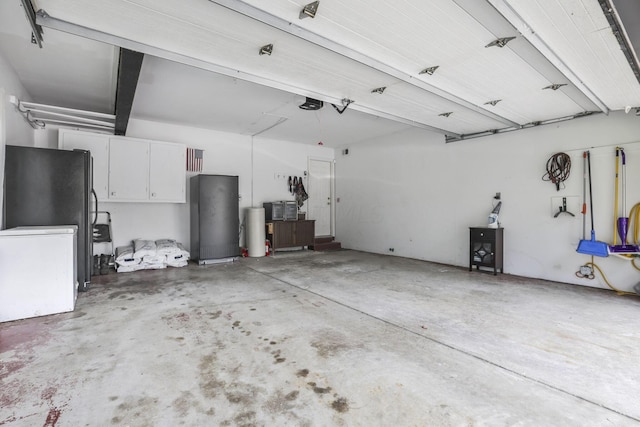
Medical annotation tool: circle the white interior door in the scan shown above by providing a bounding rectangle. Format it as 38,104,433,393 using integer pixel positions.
308,159,332,236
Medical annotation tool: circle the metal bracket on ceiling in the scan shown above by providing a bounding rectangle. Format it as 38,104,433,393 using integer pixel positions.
300,1,320,19
543,83,567,91
259,44,273,56
446,111,603,142
20,0,43,48
485,36,516,48
331,98,353,114
484,99,502,106
573,111,595,119
419,66,439,75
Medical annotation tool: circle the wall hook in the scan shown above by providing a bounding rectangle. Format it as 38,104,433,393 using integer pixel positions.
554,197,575,217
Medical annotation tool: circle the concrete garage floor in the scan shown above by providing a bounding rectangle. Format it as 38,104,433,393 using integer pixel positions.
1,250,640,426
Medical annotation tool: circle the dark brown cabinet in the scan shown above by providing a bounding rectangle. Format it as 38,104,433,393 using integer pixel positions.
266,220,315,252
469,227,503,275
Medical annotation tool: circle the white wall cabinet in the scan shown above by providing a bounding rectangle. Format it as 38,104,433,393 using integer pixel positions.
58,130,186,203
108,137,150,201
149,142,186,202
59,129,110,200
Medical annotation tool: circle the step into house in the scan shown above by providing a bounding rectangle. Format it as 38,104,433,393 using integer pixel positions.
309,235,342,251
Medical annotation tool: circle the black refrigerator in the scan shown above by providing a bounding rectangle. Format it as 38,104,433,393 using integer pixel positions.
190,174,240,264
3,145,93,291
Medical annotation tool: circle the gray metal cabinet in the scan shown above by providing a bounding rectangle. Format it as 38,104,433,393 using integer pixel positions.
190,175,240,264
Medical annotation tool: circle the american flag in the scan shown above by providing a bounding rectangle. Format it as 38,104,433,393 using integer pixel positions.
186,148,203,172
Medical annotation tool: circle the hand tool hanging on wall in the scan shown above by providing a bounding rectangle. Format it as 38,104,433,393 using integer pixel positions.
542,152,571,191
554,197,575,217
576,151,609,257
610,147,639,253
581,152,587,237
294,176,309,208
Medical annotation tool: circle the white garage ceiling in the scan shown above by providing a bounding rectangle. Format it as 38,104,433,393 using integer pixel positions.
1,0,639,146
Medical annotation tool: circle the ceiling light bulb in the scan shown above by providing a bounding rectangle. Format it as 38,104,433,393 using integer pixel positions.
299,1,320,19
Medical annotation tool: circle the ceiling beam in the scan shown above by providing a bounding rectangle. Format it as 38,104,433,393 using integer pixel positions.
207,0,520,129
114,48,144,135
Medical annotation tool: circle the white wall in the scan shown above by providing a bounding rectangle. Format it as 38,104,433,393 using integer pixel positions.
336,111,640,292
1,51,35,227
96,119,334,250
252,136,334,210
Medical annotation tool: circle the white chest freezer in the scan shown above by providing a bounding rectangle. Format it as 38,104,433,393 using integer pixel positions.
0,226,78,323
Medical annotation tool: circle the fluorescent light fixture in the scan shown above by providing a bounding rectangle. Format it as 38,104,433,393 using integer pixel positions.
299,1,320,19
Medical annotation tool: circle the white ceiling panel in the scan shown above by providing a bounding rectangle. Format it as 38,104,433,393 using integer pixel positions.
2,0,635,143
37,0,511,136
499,0,640,110
221,0,607,121
0,0,117,113
132,55,418,145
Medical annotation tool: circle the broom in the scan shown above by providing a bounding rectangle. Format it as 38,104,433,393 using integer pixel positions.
576,151,609,257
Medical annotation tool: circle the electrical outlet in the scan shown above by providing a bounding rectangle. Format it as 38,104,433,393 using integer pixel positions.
579,265,593,276
389,248,395,252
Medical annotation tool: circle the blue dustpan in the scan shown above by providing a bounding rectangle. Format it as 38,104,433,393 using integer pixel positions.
577,230,609,257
